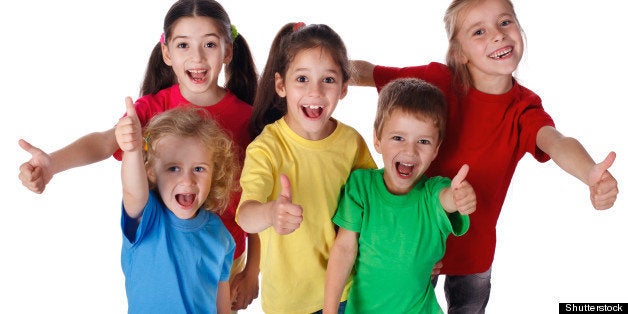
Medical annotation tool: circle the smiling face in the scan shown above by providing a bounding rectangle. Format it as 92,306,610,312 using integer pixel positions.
147,135,213,219
161,16,232,105
455,0,523,92
275,47,348,140
374,109,441,195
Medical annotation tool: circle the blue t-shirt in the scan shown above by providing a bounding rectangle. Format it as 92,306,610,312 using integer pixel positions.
121,190,235,314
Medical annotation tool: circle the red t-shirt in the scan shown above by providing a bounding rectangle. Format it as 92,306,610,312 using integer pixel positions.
114,85,251,259
374,63,555,274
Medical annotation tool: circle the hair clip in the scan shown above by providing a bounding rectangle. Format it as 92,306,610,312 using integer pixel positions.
143,132,150,152
159,33,165,44
230,24,239,40
292,22,306,32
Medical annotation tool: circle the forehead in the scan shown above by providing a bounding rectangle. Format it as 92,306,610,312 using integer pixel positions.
152,135,212,162
383,109,439,133
288,47,340,72
170,16,224,37
459,0,514,27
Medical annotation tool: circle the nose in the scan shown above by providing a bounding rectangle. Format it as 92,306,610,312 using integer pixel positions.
179,170,196,186
492,29,506,43
308,81,323,96
401,141,418,156
191,45,205,61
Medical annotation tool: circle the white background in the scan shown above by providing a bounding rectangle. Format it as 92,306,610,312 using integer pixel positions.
1,1,626,313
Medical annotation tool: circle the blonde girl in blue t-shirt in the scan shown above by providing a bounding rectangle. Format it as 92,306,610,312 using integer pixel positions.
18,0,260,310
236,23,376,313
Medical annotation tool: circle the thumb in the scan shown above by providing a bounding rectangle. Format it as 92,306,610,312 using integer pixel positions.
588,151,616,186
18,139,43,157
125,96,137,117
451,164,469,189
279,174,292,202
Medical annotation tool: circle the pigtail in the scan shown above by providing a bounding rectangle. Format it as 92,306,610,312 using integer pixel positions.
225,33,257,106
140,42,177,97
248,23,296,138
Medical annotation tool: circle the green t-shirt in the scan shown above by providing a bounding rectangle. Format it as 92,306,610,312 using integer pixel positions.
333,168,470,314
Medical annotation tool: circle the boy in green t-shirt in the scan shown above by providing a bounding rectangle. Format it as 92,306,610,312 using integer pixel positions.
324,78,477,314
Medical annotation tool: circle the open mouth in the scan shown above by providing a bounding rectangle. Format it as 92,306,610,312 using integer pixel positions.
301,105,323,119
395,162,415,177
186,69,208,83
488,47,513,59
176,193,196,207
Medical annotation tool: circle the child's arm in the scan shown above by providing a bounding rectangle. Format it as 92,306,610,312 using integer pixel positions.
536,126,618,210
439,164,476,215
229,233,260,310
216,281,231,314
18,114,120,194
323,227,358,314
237,174,303,234
117,98,148,219
349,60,376,87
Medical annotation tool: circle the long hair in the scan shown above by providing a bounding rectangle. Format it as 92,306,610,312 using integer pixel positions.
141,0,257,105
248,23,350,138
443,0,521,94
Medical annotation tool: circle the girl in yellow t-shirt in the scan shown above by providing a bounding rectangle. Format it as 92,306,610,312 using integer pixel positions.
236,22,375,314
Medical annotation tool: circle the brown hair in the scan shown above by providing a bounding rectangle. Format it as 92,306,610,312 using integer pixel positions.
248,23,350,138
141,0,257,105
374,78,447,143
144,106,239,213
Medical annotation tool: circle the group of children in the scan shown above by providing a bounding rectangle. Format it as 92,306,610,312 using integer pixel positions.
17,0,618,313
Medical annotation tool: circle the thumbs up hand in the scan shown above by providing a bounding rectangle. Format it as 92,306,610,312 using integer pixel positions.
17,139,53,194
450,164,476,215
587,152,618,210
270,174,303,235
115,97,143,152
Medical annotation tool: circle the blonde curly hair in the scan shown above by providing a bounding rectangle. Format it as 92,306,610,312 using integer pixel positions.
143,106,239,214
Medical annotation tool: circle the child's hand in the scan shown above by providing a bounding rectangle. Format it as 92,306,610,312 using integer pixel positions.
230,268,259,310
451,164,476,215
115,97,142,152
17,139,53,194
587,152,618,210
271,174,303,234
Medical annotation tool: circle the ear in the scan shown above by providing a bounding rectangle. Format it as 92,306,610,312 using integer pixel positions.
161,43,173,66
146,166,157,185
275,72,287,97
339,81,349,99
373,129,382,154
223,42,233,65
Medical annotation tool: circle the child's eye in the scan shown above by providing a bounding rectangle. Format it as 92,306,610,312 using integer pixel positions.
473,29,485,36
176,42,189,49
296,76,308,83
323,77,336,84
193,166,205,173
392,135,403,141
204,42,217,48
500,19,512,27
167,166,180,172
419,139,431,145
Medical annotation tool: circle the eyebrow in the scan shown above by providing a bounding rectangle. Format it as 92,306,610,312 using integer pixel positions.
170,33,221,41
462,12,514,32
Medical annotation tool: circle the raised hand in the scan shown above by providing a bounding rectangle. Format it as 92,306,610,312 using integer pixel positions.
451,164,476,215
271,174,303,235
587,152,618,210
17,139,53,194
115,97,142,152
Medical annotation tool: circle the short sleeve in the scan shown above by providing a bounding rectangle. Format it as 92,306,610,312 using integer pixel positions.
333,171,366,233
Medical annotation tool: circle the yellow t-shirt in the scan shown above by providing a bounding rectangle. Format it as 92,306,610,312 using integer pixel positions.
238,118,376,314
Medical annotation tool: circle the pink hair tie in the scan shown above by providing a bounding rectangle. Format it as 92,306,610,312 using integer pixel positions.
292,22,306,32
159,33,165,44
